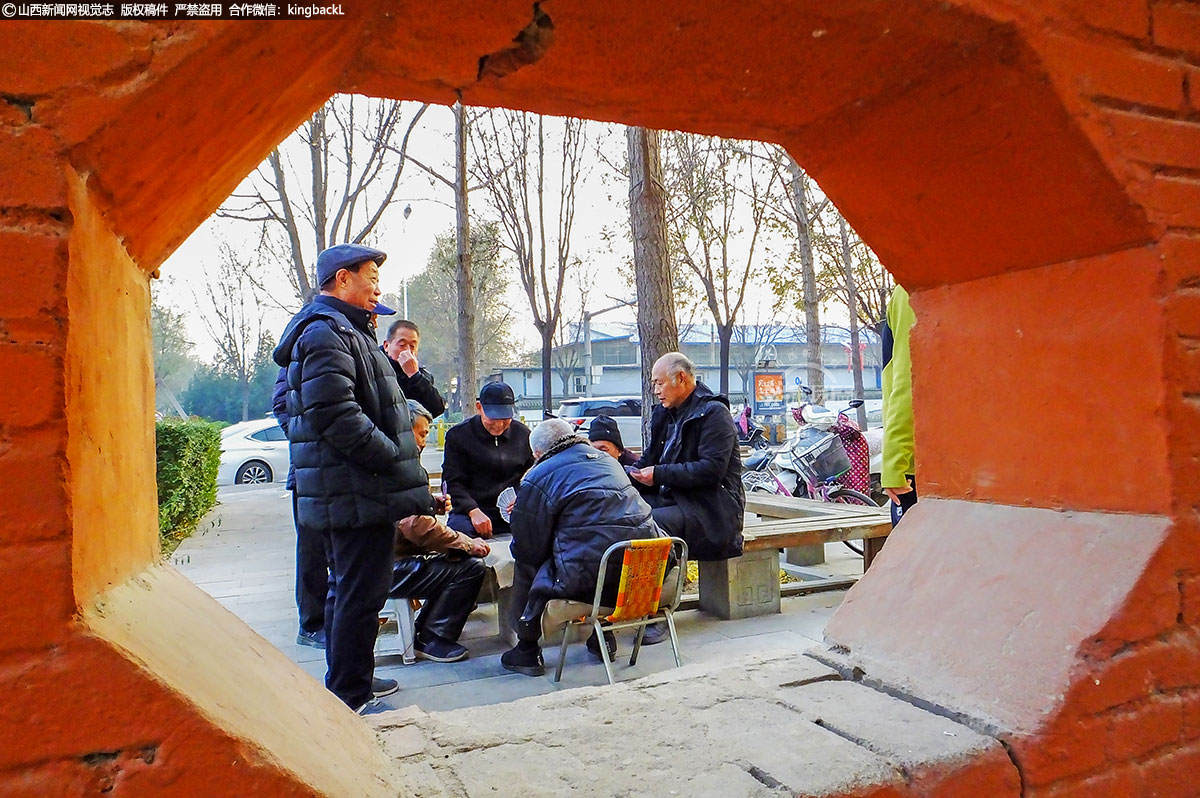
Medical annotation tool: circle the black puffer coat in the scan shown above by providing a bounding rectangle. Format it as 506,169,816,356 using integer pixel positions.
510,439,659,620
635,383,745,560
272,296,432,531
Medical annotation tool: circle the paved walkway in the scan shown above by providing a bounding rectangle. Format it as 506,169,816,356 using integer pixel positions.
172,466,862,713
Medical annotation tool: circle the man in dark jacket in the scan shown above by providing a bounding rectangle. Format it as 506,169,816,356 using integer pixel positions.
500,418,661,677
380,319,446,419
273,243,432,714
441,381,534,539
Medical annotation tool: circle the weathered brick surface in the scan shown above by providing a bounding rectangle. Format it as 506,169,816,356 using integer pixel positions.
0,233,67,319
1032,763,1139,798
0,541,72,651
1059,0,1149,38
1137,738,1200,797
1183,574,1200,626
0,346,63,429
1143,175,1200,228
1152,2,1200,56
1105,112,1200,170
1105,695,1185,761
1074,631,1200,715
1049,36,1184,109
0,126,66,209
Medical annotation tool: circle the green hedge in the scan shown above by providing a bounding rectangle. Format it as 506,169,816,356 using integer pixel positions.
156,418,221,554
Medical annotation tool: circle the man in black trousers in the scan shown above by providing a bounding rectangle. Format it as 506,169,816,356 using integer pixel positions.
273,243,432,715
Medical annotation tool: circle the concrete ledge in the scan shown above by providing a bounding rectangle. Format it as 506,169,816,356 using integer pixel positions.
373,649,1020,797
698,548,782,620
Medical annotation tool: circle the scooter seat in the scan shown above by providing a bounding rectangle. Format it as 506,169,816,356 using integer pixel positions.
745,449,773,470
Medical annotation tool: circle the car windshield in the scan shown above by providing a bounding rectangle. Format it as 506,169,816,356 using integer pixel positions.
556,402,582,418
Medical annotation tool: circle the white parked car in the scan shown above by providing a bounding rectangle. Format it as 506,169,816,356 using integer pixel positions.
217,418,290,486
554,396,644,449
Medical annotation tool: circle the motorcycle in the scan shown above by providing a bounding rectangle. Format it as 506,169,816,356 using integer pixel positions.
741,390,879,554
735,405,770,450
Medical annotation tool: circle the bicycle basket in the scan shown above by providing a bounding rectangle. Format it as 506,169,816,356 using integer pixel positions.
793,430,851,483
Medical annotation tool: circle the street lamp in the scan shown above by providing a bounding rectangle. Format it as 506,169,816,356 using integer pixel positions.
582,299,635,397
402,204,412,319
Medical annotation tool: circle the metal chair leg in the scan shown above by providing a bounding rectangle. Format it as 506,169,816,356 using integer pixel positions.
629,622,646,667
554,622,572,682
664,609,682,668
594,619,616,685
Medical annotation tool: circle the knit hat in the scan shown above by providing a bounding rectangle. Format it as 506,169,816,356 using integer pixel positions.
587,414,624,450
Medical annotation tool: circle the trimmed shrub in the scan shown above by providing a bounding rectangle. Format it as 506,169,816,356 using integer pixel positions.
156,418,221,554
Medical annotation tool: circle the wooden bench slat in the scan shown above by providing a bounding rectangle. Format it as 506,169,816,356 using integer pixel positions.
745,493,882,520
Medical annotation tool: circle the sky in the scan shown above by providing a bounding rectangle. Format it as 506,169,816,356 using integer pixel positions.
156,98,844,365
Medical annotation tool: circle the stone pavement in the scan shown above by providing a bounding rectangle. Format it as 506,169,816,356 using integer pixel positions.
171,462,863,713
368,653,1020,797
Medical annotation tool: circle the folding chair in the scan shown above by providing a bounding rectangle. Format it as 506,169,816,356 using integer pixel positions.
543,536,687,685
375,596,417,664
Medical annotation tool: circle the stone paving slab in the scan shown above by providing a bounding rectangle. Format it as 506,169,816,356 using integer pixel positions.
367,651,1019,797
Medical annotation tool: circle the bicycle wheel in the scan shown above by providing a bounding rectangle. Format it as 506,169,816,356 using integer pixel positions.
828,487,880,555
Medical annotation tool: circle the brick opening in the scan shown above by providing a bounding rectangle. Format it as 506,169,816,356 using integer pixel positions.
1,2,1198,794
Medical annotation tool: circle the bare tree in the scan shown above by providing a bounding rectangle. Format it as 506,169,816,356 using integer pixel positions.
150,291,196,419
814,212,894,336
220,95,429,305
663,134,782,396
196,240,270,422
471,110,587,413
760,152,833,404
626,126,679,440
840,216,868,429
730,320,787,405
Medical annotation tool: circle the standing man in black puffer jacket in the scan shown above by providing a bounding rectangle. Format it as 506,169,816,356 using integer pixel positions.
273,243,433,715
500,418,661,677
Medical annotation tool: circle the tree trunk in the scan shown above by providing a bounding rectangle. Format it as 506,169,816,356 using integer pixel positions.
840,216,867,429
541,326,554,415
717,322,733,397
626,126,678,444
240,374,251,422
454,101,478,418
787,157,823,405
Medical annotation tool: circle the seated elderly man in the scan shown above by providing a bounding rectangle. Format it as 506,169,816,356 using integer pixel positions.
628,352,745,643
391,401,490,663
442,381,535,539
500,418,660,677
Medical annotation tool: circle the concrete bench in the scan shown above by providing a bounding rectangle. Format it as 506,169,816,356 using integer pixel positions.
697,509,891,620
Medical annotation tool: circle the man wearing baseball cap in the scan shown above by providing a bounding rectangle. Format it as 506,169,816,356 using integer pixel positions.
441,381,535,539
273,243,433,715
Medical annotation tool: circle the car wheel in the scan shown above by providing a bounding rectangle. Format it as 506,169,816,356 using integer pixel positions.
235,460,272,484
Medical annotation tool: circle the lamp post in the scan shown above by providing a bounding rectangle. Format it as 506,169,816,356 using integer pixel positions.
402,204,412,319
582,299,636,397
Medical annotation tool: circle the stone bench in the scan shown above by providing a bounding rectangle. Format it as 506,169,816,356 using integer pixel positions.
697,510,891,620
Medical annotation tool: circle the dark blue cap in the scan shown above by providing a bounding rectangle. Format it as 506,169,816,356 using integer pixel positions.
478,381,516,419
316,244,387,288
372,302,397,316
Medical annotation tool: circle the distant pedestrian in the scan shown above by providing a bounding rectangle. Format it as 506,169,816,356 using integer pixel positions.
273,243,432,715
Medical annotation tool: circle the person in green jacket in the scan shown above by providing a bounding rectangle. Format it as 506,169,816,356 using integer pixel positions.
880,284,917,528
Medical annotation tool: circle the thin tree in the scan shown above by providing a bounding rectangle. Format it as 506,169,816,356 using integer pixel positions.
471,110,587,412
840,216,868,429
220,95,429,305
150,292,196,419
663,134,781,396
762,152,832,404
626,126,679,440
196,241,270,422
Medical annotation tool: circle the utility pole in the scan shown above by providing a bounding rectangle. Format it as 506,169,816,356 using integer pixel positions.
582,300,635,396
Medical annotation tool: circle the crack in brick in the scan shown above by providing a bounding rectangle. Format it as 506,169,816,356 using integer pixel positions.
475,3,555,83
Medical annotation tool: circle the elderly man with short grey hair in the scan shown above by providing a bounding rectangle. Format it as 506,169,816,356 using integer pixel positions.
499,418,660,676
628,352,744,642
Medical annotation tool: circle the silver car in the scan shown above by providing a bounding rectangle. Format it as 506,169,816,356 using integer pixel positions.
554,396,644,450
217,418,291,486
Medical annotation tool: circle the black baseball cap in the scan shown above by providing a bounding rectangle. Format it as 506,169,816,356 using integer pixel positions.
478,382,516,419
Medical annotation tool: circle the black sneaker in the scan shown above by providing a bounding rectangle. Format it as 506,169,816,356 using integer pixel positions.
372,677,399,698
296,628,326,649
356,698,392,716
500,644,545,677
639,622,669,646
414,634,469,663
586,629,617,661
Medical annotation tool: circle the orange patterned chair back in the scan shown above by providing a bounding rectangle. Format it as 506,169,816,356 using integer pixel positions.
606,537,672,623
